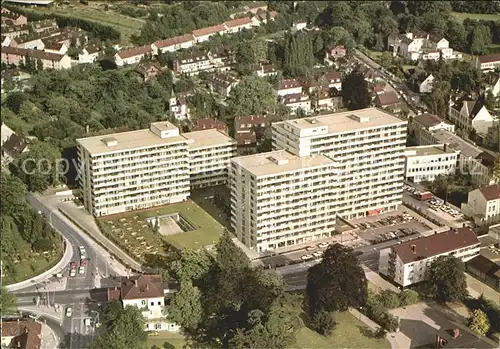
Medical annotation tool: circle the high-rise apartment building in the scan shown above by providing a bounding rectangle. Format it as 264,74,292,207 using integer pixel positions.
272,108,407,220
230,150,338,252
77,122,236,216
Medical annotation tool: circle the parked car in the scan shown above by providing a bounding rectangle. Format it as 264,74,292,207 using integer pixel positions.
318,242,329,249
70,262,77,270
313,251,323,258
70,269,77,277
66,307,72,317
78,267,85,275
80,259,87,267
301,255,313,261
306,246,316,251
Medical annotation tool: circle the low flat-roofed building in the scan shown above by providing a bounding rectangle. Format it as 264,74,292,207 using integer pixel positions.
404,144,459,183
379,227,481,287
182,129,237,188
77,122,236,216
230,150,338,252
465,255,499,292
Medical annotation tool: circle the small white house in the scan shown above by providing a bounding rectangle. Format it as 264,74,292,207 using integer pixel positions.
461,184,500,226
275,79,302,97
449,96,494,135
291,20,307,32
419,74,435,93
115,45,153,67
282,93,311,115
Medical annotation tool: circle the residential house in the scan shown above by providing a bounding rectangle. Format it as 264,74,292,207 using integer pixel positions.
419,73,435,93
321,71,342,90
77,46,101,64
30,19,58,33
313,87,342,111
281,93,311,115
1,133,28,166
485,74,500,98
253,10,278,25
42,40,68,55
461,184,500,227
234,115,267,147
173,50,218,76
466,255,499,292
224,17,253,34
1,46,71,70
208,73,239,97
0,24,29,39
404,144,459,183
152,34,195,54
324,45,347,66
0,320,42,349
275,79,302,97
379,227,480,287
473,53,500,72
388,32,461,61
192,118,228,133
251,62,278,77
114,45,153,67
169,94,190,120
210,46,236,69
375,91,401,113
409,112,456,145
1,10,28,26
107,275,180,332
192,24,227,43
1,123,15,145
291,20,307,33
135,62,163,83
10,35,46,50
449,95,494,136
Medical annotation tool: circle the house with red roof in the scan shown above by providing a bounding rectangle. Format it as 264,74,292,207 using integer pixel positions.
1,46,71,70
375,91,401,113
114,44,153,66
192,118,228,133
152,34,195,54
379,227,480,286
473,53,500,72
234,115,267,147
0,320,42,349
275,78,302,97
462,184,500,226
324,45,347,66
192,24,227,43
107,275,180,332
224,17,253,34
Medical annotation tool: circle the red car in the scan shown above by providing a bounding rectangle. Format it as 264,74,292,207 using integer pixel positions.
80,259,87,267
70,262,77,270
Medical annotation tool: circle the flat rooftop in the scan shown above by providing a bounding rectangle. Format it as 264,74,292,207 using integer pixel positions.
182,129,236,149
431,129,482,158
405,145,457,157
77,124,236,155
232,150,335,177
280,107,406,133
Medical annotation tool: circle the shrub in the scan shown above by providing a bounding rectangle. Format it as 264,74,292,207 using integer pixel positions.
379,290,401,309
399,289,420,306
468,309,490,336
311,310,337,336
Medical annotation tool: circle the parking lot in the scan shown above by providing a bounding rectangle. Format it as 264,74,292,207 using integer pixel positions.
403,184,463,219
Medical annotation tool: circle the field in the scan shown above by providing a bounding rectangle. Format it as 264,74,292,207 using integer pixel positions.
451,11,500,23
29,3,144,44
3,240,64,285
99,200,225,259
145,312,390,349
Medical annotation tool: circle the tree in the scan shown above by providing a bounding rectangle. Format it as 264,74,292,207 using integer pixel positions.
492,158,500,184
235,41,258,75
0,174,27,217
470,25,492,55
306,243,367,314
91,301,147,349
378,290,401,309
0,287,17,315
469,309,490,336
283,32,314,77
426,256,469,303
311,310,337,336
484,90,496,111
168,248,211,282
341,71,372,110
399,289,420,306
168,280,203,333
227,76,277,118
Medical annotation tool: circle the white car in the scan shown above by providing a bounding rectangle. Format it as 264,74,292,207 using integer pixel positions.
69,269,77,277
78,267,85,275
306,246,316,251
66,307,72,317
318,242,329,249
301,255,313,261
313,251,323,258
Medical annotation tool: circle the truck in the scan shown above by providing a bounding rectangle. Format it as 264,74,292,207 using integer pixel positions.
417,191,433,201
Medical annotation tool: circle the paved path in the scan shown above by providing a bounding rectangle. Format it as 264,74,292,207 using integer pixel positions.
41,320,60,349
362,265,401,293
349,308,404,349
6,239,72,292
466,274,499,305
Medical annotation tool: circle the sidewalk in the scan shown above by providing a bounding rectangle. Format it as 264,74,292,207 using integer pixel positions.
6,240,72,292
59,202,145,273
41,320,60,349
362,265,401,293
466,274,499,305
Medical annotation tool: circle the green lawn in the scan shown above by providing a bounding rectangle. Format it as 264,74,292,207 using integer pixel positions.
28,4,144,44
146,332,186,349
99,200,225,256
451,11,500,23
3,241,64,285
292,312,390,349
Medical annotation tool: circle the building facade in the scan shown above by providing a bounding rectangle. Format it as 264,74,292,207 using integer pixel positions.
379,227,480,287
229,150,338,252
404,145,459,183
272,108,407,220
461,184,500,227
77,122,236,216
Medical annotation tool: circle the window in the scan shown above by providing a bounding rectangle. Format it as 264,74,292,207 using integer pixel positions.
158,301,161,305
155,323,161,330
141,300,146,306
150,301,154,306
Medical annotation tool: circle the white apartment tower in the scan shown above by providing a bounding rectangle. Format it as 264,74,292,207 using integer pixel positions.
272,108,408,220
230,150,337,252
77,122,236,216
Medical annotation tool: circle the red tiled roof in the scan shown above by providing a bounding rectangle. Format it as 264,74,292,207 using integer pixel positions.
192,24,227,38
1,46,66,61
323,71,341,82
276,78,302,90
478,53,500,64
479,184,500,201
414,113,449,128
117,45,152,59
153,34,194,49
236,131,257,146
224,17,252,28
393,227,480,264
235,115,267,131
120,275,164,300
1,321,42,349
376,91,399,106
192,118,227,132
